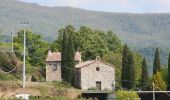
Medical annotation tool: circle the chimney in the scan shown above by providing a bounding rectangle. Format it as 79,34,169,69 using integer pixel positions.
48,49,52,56
76,51,82,64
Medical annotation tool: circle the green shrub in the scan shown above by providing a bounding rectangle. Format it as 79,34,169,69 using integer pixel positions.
116,90,140,100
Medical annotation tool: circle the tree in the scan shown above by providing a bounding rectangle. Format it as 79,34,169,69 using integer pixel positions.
141,58,149,90
128,52,135,89
67,33,75,85
167,53,170,90
121,44,129,89
53,25,122,61
153,72,166,91
153,48,161,75
61,29,68,81
61,25,76,84
14,29,49,66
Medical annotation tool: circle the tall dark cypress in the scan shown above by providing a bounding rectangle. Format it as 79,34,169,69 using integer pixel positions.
167,53,170,90
67,33,75,85
121,44,129,89
61,29,68,81
128,52,135,89
141,58,149,90
153,48,161,75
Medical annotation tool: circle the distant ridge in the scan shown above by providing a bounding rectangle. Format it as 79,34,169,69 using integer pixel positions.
1,0,170,67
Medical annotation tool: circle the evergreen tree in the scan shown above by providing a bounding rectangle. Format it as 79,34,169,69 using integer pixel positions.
141,58,149,90
153,48,161,75
67,33,75,85
128,52,135,89
167,53,170,90
121,44,129,89
61,29,68,81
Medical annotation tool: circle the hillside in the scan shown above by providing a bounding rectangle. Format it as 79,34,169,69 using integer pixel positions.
0,0,170,66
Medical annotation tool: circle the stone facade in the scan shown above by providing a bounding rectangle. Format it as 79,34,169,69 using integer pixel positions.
45,50,81,82
75,60,115,90
46,61,61,82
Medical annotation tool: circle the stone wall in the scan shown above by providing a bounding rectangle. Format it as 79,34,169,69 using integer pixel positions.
46,61,62,82
80,61,115,90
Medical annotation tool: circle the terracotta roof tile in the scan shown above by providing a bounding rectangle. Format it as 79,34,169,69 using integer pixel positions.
46,51,81,62
75,60,96,68
75,60,115,69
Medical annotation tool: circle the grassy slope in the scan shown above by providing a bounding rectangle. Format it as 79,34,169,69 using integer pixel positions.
0,81,80,99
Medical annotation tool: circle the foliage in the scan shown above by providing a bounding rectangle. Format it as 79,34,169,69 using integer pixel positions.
14,29,50,67
61,29,68,82
122,44,137,90
116,90,140,100
121,44,130,89
61,25,76,84
128,52,135,89
54,25,122,61
0,71,17,80
1,0,170,69
67,30,75,85
152,72,166,91
0,46,22,73
153,48,161,75
141,58,149,90
167,52,170,90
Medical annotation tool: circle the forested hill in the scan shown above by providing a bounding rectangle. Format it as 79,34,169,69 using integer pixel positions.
0,0,170,65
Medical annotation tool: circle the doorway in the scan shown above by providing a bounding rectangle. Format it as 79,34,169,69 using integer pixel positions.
96,81,101,90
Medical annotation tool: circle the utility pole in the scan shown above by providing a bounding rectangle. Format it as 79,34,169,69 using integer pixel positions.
21,22,28,89
153,82,155,100
11,31,13,52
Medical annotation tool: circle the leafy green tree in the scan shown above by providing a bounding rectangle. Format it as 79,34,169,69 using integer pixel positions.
128,52,135,89
106,30,122,53
141,58,149,90
167,53,170,90
61,29,68,81
121,44,129,89
14,29,50,66
153,72,166,91
153,48,161,75
116,90,140,100
54,25,122,61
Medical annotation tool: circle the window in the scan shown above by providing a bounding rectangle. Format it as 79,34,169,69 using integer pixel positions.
96,67,100,71
52,64,58,70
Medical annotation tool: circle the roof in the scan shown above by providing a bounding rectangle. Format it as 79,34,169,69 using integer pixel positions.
75,60,115,69
75,60,95,68
46,51,81,62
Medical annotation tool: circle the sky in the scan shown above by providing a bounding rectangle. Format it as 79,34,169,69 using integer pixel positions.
18,0,170,13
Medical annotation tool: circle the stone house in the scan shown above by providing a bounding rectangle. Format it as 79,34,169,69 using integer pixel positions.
45,50,81,82
74,57,115,90
45,50,115,91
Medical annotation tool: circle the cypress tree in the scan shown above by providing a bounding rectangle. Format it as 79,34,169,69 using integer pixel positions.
61,29,68,81
153,48,161,75
141,58,149,90
167,53,170,90
128,52,135,89
122,44,129,89
67,33,75,85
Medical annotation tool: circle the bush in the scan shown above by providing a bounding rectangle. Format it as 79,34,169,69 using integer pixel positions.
116,90,140,100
